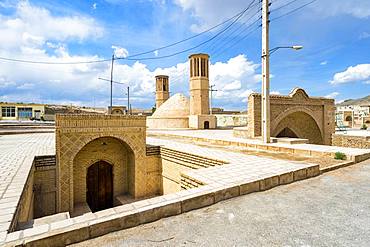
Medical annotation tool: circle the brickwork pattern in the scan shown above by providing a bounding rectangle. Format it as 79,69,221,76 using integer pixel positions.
247,88,335,145
55,114,160,214
332,134,370,149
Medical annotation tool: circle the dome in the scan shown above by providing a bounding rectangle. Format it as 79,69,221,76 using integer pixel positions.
152,93,190,118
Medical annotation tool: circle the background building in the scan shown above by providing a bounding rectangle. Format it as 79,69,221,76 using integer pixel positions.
0,102,45,121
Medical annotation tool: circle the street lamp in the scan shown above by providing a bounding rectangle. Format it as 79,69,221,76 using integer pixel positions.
269,45,303,55
261,44,303,144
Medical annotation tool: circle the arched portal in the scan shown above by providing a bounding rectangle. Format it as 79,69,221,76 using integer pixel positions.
73,136,135,212
204,121,210,129
272,111,323,144
276,127,298,138
87,161,113,212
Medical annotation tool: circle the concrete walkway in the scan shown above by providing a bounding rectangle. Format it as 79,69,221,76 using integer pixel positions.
71,158,370,247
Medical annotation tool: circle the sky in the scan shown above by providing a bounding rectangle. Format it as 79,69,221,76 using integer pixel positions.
0,0,369,110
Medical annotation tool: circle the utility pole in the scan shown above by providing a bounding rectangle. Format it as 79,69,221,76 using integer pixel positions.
127,86,130,115
261,0,271,143
209,84,218,115
109,54,115,114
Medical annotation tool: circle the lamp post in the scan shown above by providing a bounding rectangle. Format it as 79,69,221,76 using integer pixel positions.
269,46,303,55
260,45,303,143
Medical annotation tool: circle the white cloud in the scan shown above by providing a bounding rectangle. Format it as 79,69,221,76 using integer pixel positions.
311,0,370,19
359,32,370,40
324,92,339,99
330,64,370,84
0,1,259,109
17,83,34,90
92,3,97,10
223,80,241,91
112,45,129,58
271,91,281,95
209,55,259,107
320,61,328,66
174,0,258,32
154,50,159,57
174,0,370,33
0,1,103,54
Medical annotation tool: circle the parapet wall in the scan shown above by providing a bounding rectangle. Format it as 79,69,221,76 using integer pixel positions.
332,134,370,149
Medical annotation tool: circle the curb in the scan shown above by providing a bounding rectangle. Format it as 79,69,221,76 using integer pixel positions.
320,160,355,174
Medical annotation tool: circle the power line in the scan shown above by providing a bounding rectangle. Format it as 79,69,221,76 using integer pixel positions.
126,0,260,58
212,20,261,60
271,0,317,21
0,56,111,65
208,10,261,56
205,6,261,53
198,3,260,53
0,0,258,65
117,0,258,61
270,0,301,12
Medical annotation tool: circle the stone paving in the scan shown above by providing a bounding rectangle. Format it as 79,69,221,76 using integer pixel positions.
148,129,370,158
0,133,54,241
1,130,368,246
70,158,370,247
147,137,316,187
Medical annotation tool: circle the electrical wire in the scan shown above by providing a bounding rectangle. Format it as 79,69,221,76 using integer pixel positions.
270,0,301,13
126,0,259,58
0,0,258,65
208,12,261,57
271,0,317,21
0,56,112,65
117,0,258,61
206,7,261,55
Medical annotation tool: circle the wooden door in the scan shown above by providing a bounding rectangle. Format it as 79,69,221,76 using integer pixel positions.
204,121,210,129
87,161,113,212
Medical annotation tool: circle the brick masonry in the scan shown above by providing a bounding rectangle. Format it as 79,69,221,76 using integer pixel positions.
55,114,161,214
245,88,335,145
332,134,370,149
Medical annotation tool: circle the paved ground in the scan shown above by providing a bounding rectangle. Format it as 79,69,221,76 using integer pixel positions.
72,159,370,247
148,129,370,157
148,137,315,186
0,133,54,237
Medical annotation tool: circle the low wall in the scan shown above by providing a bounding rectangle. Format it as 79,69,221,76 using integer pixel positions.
332,134,370,149
215,114,248,127
33,156,57,219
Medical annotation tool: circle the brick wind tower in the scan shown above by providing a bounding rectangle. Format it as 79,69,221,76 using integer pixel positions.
188,53,216,129
155,75,170,109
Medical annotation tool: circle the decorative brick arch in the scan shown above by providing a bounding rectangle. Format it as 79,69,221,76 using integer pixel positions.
72,136,136,210
272,111,323,144
271,106,324,139
245,88,335,145
55,114,148,213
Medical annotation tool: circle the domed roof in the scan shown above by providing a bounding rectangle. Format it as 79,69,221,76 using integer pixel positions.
152,93,190,118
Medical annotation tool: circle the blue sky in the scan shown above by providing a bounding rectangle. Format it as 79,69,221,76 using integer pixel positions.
0,0,369,110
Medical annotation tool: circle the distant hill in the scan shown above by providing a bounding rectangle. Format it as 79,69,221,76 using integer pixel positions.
337,95,370,106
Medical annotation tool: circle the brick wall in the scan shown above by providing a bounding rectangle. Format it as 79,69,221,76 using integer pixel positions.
332,134,370,149
55,114,160,213
246,88,335,145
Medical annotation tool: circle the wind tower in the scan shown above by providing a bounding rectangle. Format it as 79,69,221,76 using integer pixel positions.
188,53,216,129
155,75,170,109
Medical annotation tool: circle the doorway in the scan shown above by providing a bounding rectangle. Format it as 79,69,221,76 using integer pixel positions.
204,121,210,129
86,161,113,212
